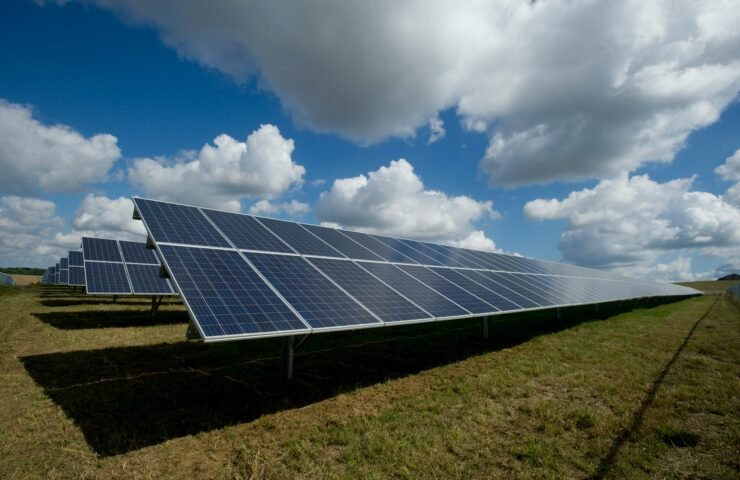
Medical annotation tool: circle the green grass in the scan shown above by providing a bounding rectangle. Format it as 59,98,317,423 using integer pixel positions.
0,284,738,479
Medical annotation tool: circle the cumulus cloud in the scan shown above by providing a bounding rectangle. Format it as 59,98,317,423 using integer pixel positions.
128,124,305,211
69,1,740,185
524,173,740,279
248,199,310,217
0,196,65,266
0,99,121,194
716,148,740,206
316,159,498,247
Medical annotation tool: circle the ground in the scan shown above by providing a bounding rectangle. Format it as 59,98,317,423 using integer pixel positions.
0,280,738,479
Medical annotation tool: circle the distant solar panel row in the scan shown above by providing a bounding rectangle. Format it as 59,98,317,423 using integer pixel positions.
133,198,700,343
82,237,175,295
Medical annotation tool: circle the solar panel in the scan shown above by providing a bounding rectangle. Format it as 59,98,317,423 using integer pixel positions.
158,245,309,339
126,264,174,294
357,262,470,318
119,240,160,265
429,267,522,312
134,198,231,247
336,229,419,264
396,265,498,315
308,257,431,323
202,209,294,253
68,251,84,267
300,224,383,261
82,237,122,262
68,266,86,286
132,197,701,344
245,252,382,330
256,217,344,257
84,262,131,294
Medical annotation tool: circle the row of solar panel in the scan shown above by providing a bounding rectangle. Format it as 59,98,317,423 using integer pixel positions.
134,198,637,283
158,245,690,340
81,238,176,295
42,240,176,296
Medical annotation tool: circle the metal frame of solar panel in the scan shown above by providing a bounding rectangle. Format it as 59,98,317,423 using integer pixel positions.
81,237,176,296
132,197,700,351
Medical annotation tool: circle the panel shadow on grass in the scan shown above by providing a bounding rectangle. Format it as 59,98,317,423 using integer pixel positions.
32,308,189,329
20,306,621,457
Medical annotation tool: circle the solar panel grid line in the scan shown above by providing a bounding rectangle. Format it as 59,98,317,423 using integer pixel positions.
484,271,556,306
299,223,385,261
334,229,420,265
396,265,502,315
303,257,432,325
201,208,296,254
306,257,433,325
428,267,524,312
513,273,583,305
253,216,346,258
457,269,544,309
196,210,316,332
355,261,479,320
368,234,446,267
245,252,385,331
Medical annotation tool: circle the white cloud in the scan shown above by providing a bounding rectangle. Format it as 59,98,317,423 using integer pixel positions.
128,124,305,211
73,1,740,185
248,199,310,217
523,173,740,279
427,116,446,144
0,99,121,194
716,148,740,206
0,196,65,266
316,159,498,247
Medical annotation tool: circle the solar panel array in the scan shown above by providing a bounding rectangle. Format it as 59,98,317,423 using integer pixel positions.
133,197,700,343
82,237,175,295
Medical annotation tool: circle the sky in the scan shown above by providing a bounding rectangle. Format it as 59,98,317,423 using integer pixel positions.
1,0,739,282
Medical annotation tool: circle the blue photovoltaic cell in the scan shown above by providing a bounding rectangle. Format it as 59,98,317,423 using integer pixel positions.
68,251,84,267
397,265,498,315
68,266,85,286
479,271,554,307
457,270,543,309
245,253,381,329
126,263,174,294
397,239,469,268
308,258,430,323
134,198,230,248
336,229,419,264
256,217,343,257
203,209,294,253
300,224,383,261
358,262,469,318
84,262,131,294
59,269,69,284
60,258,69,269
158,245,307,338
369,235,444,266
429,268,522,312
82,237,122,262
119,240,160,265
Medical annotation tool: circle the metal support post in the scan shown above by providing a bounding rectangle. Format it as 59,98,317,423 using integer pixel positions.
282,336,295,381
480,317,489,340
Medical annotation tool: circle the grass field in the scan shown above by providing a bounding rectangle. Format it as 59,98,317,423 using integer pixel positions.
0,281,738,479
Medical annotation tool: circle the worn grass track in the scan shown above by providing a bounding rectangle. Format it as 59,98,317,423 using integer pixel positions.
0,282,737,479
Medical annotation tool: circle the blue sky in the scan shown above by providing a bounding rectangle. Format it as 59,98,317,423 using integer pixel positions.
1,0,739,281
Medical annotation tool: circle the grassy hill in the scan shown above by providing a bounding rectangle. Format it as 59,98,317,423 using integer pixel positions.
0,283,737,478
